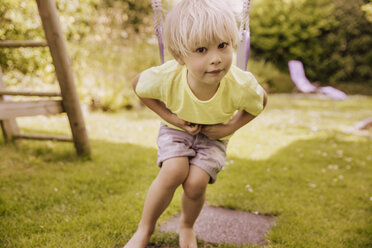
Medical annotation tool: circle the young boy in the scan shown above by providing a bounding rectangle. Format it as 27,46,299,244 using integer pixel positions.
125,0,267,247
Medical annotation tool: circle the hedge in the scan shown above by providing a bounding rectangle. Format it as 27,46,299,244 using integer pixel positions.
250,0,372,84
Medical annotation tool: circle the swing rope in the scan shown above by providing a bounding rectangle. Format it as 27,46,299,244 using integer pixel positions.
237,0,252,71
152,0,164,64
151,0,252,70
239,0,252,34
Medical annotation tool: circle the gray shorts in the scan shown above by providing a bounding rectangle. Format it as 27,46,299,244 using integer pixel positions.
156,125,228,184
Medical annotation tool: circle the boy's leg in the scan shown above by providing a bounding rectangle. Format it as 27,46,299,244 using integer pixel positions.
179,165,210,248
125,157,190,248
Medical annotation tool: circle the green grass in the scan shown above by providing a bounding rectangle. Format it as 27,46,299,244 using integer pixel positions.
1,94,372,247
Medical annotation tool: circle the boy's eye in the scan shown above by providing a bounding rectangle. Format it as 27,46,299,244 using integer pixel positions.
218,42,228,49
195,47,207,53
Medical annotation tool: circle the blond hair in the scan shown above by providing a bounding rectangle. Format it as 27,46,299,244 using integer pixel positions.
163,0,239,58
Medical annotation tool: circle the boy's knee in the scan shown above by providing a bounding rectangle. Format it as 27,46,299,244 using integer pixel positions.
161,174,184,189
157,158,189,189
157,171,185,190
183,179,207,200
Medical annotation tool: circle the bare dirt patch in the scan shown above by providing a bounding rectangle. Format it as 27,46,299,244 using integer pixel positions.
159,205,276,246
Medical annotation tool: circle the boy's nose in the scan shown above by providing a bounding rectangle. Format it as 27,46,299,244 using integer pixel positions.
210,52,222,64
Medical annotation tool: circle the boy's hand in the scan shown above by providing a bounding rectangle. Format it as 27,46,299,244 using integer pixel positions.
183,122,202,135
201,124,233,140
170,114,202,135
202,109,264,140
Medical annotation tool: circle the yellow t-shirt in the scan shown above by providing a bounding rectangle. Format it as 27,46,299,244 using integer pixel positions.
136,60,264,139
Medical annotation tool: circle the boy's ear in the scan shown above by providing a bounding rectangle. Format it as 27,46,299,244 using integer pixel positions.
175,56,185,65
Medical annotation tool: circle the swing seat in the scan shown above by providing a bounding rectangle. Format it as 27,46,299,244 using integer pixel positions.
288,60,347,100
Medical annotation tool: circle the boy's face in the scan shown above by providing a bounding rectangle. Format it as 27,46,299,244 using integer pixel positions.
176,41,233,89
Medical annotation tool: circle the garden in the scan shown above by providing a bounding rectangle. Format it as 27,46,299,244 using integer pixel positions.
1,0,372,247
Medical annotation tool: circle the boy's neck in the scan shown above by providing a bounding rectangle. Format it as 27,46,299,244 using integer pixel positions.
186,73,220,101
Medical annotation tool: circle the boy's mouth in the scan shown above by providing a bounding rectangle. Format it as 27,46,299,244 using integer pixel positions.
207,69,223,74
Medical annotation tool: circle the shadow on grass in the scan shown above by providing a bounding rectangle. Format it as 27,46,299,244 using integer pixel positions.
0,131,371,247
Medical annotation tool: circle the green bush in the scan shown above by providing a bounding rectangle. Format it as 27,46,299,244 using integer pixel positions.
0,0,99,74
361,1,372,22
0,0,155,111
320,0,372,83
250,0,372,84
0,0,50,74
0,0,153,75
73,38,160,111
247,59,294,93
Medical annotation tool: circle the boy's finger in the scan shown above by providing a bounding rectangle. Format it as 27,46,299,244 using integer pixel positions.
189,125,198,133
188,124,201,135
195,124,202,133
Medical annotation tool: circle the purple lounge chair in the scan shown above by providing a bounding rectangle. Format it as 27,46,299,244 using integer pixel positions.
288,60,347,100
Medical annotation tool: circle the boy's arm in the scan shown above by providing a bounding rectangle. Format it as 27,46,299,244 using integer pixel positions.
201,91,268,140
132,74,201,135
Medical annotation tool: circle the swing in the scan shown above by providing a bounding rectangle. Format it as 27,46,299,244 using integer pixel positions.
151,0,252,71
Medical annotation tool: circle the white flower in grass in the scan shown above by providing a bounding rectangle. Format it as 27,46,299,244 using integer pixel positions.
321,169,327,173
370,197,372,201
328,164,339,170
54,187,58,192
337,150,343,157
338,175,344,180
309,183,316,188
245,184,253,193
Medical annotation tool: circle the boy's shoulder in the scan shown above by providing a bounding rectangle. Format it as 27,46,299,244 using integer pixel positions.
225,65,258,88
136,60,184,99
147,59,183,74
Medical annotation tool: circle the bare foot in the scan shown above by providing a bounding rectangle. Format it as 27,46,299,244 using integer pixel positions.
179,226,197,248
124,229,151,248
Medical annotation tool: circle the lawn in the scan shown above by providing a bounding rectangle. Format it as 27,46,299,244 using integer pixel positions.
0,94,371,247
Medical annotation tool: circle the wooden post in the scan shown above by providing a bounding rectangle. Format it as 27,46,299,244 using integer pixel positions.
35,0,91,156
0,67,21,142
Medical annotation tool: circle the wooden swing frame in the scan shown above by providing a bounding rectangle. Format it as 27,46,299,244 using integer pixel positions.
0,0,91,156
